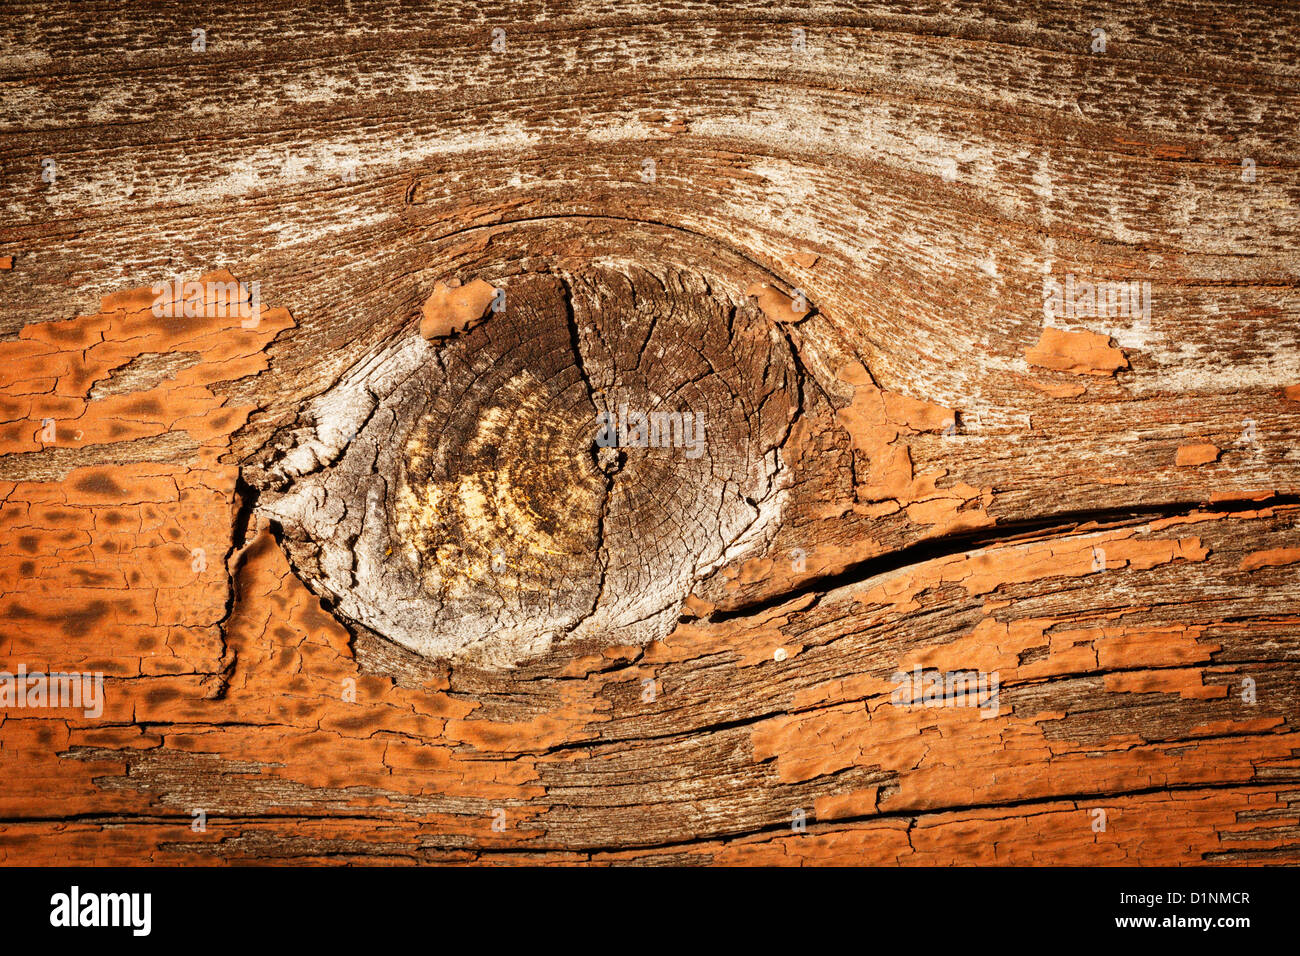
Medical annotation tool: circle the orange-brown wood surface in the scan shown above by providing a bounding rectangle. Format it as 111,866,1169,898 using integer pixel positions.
1,0,1299,865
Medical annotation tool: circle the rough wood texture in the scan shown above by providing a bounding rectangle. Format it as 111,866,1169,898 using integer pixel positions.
1,1,1298,865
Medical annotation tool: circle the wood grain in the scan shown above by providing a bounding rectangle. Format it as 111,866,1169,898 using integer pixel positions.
1,0,1298,865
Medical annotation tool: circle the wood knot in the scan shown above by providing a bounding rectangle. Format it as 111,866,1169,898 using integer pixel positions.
252,265,804,667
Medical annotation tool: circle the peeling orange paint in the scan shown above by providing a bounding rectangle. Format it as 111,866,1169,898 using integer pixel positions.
419,278,498,340
746,282,809,324
1240,547,1300,571
1176,442,1220,467
1025,327,1128,375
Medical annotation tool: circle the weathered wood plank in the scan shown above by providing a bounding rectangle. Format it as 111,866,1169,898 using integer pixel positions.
0,0,1297,864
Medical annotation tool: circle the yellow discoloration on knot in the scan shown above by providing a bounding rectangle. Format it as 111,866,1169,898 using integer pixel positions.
395,370,604,602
